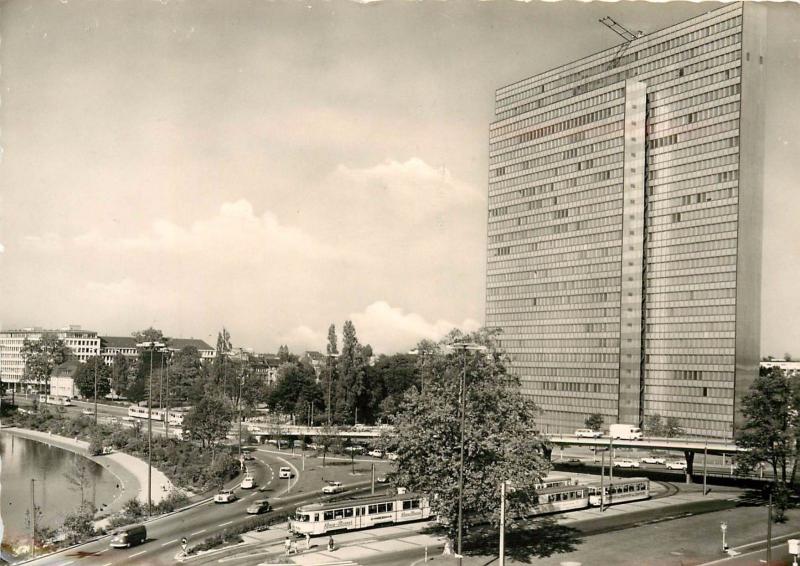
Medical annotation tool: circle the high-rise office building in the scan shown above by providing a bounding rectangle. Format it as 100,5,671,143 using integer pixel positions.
485,3,765,439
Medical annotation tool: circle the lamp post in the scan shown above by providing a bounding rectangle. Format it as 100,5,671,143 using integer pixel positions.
137,340,164,517
164,351,171,440
450,342,486,566
93,357,98,425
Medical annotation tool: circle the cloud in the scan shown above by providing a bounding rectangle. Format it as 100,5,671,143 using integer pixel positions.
73,199,357,263
279,325,324,352
22,232,64,252
348,300,480,354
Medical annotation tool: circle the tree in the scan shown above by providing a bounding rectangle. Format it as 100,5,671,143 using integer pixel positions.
268,362,322,421
335,321,367,424
65,458,93,506
319,324,339,424
585,413,604,432
20,334,71,394
386,329,550,548
663,416,684,438
110,353,133,398
169,346,203,404
132,327,166,344
644,414,664,437
365,354,418,424
62,503,95,544
736,367,800,487
784,353,793,362
73,356,112,399
182,396,234,460
277,345,298,363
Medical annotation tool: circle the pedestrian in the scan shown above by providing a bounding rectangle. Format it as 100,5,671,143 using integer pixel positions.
328,536,335,552
290,539,298,555
284,536,291,555
305,532,311,549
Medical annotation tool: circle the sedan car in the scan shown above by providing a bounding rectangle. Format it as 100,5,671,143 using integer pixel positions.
376,476,388,484
246,499,271,514
613,459,640,468
641,456,667,465
322,481,344,494
241,474,256,490
278,467,293,479
666,460,688,470
82,409,94,416
368,449,384,458
214,489,238,503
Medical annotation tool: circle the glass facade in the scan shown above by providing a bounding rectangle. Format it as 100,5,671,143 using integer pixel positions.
486,3,765,439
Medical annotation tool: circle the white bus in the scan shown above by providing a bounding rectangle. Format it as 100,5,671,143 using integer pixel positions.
38,395,72,406
587,477,650,507
290,492,430,535
127,405,164,421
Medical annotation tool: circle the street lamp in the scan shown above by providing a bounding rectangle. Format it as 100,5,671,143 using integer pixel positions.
450,342,487,566
137,340,165,517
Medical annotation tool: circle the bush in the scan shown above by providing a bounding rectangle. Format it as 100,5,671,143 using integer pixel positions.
188,511,291,554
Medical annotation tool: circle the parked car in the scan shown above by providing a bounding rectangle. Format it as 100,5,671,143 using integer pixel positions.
322,481,344,494
82,408,94,416
613,459,640,468
368,449,384,458
666,460,688,470
278,467,293,479
246,499,271,514
110,525,147,548
214,489,238,503
574,428,603,438
376,476,388,484
241,473,256,489
641,455,667,465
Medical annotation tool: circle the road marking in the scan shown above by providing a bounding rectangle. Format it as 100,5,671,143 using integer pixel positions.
218,520,233,527
161,539,178,546
100,563,113,566
60,561,75,565
191,529,206,536
97,549,109,554
129,550,147,558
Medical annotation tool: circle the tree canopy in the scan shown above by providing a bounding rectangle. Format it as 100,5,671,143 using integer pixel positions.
585,413,604,432
21,334,71,393
183,396,234,458
384,329,550,544
73,356,112,399
268,362,322,422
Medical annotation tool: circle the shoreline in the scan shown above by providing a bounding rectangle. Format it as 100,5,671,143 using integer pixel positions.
0,427,175,517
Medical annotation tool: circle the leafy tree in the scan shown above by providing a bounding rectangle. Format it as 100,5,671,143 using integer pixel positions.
277,345,298,363
644,414,664,437
335,321,367,424
320,324,338,424
132,327,166,344
110,353,133,398
62,503,95,544
20,334,71,394
585,413,604,432
364,354,419,424
736,367,800,487
386,329,550,548
169,346,203,404
268,362,322,421
183,396,233,460
65,458,93,506
664,416,684,438
73,356,112,399
785,353,793,362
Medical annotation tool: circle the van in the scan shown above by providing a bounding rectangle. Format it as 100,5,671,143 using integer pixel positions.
110,524,147,548
609,424,643,440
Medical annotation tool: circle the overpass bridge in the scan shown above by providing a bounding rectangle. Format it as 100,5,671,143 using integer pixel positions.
244,423,743,475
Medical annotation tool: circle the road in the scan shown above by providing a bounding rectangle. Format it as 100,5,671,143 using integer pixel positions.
25,447,380,566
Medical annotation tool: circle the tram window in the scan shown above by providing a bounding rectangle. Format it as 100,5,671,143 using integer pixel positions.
344,508,354,518
315,513,319,521
368,505,378,514
412,499,420,508
377,503,389,513
356,508,361,517
324,511,334,520
334,509,344,519
403,500,412,510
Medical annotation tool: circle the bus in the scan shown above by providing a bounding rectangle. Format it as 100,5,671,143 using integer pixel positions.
290,492,430,535
127,405,164,421
587,477,650,507
38,395,72,407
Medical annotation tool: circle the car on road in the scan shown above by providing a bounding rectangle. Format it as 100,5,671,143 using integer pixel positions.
344,446,365,454
246,499,272,514
322,481,344,494
278,466,293,479
641,455,667,465
368,449,384,458
82,408,94,416
376,476,388,484
214,489,238,503
242,451,256,461
574,428,603,438
613,459,640,468
666,460,688,470
110,524,147,548
241,473,256,489
563,457,583,465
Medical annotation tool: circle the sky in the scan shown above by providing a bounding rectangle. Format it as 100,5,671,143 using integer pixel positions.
0,0,798,356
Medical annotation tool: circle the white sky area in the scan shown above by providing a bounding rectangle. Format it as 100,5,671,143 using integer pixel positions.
0,1,798,356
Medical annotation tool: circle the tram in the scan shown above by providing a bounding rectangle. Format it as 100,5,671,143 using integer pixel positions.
38,395,72,406
587,477,650,507
127,405,165,421
527,484,589,515
290,492,430,535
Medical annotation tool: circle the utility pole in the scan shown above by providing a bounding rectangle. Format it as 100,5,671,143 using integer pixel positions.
499,481,506,566
147,345,154,517
30,479,36,558
238,364,244,461
164,352,170,440
767,489,773,564
703,439,708,495
371,463,375,495
457,348,467,566
600,450,606,512
93,357,98,425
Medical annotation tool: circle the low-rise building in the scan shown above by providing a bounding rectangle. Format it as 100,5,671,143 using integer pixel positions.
49,360,81,398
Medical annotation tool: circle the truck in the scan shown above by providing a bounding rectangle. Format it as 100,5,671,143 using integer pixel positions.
609,424,643,440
